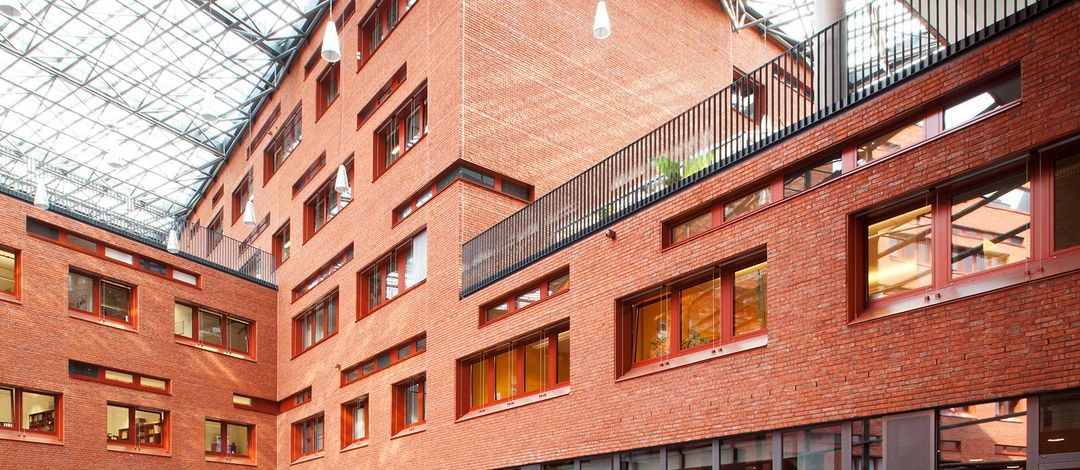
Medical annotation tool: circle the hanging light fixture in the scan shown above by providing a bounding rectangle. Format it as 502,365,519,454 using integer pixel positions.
321,0,342,63
33,175,49,210
592,0,611,39
166,226,180,253
0,0,22,18
243,195,257,226
334,164,350,193
199,88,221,123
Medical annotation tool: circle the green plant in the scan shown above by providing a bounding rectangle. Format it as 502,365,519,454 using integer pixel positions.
651,156,682,189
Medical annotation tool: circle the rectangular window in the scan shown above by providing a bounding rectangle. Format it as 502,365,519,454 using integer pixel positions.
724,187,771,221
867,204,934,300
231,171,253,225
358,0,416,67
784,155,842,197
938,399,1027,467
670,211,712,245
316,64,340,118
732,69,763,123
68,361,169,394
460,323,568,415
273,221,291,267
394,163,533,224
1040,391,1080,455
856,119,926,165
206,212,224,251
360,230,426,316
481,269,569,325
264,106,302,182
293,245,354,300
173,302,254,357
205,419,253,461
1054,151,1080,251
374,84,427,179
304,159,354,240
943,72,1020,130
293,291,338,356
392,376,425,434
68,271,135,326
291,414,324,461
342,334,426,385
342,397,368,447
106,403,166,449
0,386,59,437
0,246,19,300
278,388,312,414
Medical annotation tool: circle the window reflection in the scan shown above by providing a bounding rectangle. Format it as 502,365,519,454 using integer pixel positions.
944,73,1021,130
632,296,669,363
733,262,768,336
857,120,925,165
951,174,1031,278
867,205,933,299
939,399,1027,468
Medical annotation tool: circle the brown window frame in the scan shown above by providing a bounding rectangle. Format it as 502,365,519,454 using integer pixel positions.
279,387,312,414
0,385,62,444
357,0,418,70
67,269,137,329
292,290,340,357
479,268,568,327
292,153,326,198
358,64,407,128
341,396,368,449
391,375,425,435
263,105,302,184
210,186,224,207
105,402,169,454
173,301,256,359
341,334,426,386
394,161,534,225
291,413,324,462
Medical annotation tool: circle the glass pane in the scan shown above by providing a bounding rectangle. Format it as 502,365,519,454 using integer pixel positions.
470,360,487,409
501,180,531,200
867,205,933,300
784,155,842,197
523,335,548,394
0,249,14,296
300,421,310,454
139,258,168,275
385,256,399,300
200,311,223,345
632,296,669,363
851,418,883,470
940,400,1027,467
622,450,661,470
782,425,843,469
314,417,323,451
140,377,167,390
377,352,391,369
351,402,366,440
100,282,131,323
547,273,569,295
227,424,249,456
556,330,570,384
135,409,163,445
415,337,426,351
301,315,312,349
1054,153,1080,251
493,348,516,401
174,303,193,337
515,288,541,309
724,187,771,220
367,270,383,310
486,302,509,322
69,361,98,378
205,420,223,453
0,387,13,428
671,211,712,244
944,74,1020,130
361,362,374,376
1040,392,1080,454
68,272,95,312
344,369,359,383
397,343,411,360
856,120,925,165
951,174,1031,278
404,381,422,426
404,245,420,288
314,305,325,342
721,434,773,468
228,319,250,354
66,234,97,252
543,462,575,470
733,262,768,336
106,404,129,441
680,276,720,349
667,444,712,470
104,370,134,383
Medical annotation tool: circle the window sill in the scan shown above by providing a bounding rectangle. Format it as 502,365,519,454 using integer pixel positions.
68,310,137,333
341,439,369,453
0,293,21,305
174,336,256,362
390,423,426,440
616,334,769,382
457,385,571,423
205,454,256,466
290,452,324,466
480,287,569,328
359,279,426,320
0,430,63,445
291,331,339,360
107,443,171,457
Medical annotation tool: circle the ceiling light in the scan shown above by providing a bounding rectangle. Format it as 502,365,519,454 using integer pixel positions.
1048,437,1065,442
593,0,611,39
199,88,221,123
166,227,179,253
334,164,350,193
242,195,256,226
321,21,342,63
0,0,22,19
33,176,49,210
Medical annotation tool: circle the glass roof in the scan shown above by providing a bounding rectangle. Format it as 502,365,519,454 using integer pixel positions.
0,0,327,226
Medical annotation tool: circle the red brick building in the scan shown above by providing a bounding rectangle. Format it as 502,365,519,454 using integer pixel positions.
0,0,1078,469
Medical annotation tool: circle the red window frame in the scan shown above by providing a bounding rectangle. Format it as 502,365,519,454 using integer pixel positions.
303,157,354,242
292,153,326,197
358,63,407,128
316,63,340,119
0,245,21,302
105,402,168,452
173,301,256,359
279,387,312,414
373,83,427,180
340,396,368,448
0,385,62,443
68,360,170,395
67,269,137,328
292,245,354,301
263,105,302,184
393,161,534,225
616,254,768,376
457,322,569,417
242,214,269,245
292,291,339,357
205,419,255,463
391,375,425,435
479,268,568,326
206,211,224,252
358,230,426,318
357,0,417,70
210,186,224,207
232,394,278,414
231,170,253,225
291,413,324,461
272,221,291,267
341,334,426,386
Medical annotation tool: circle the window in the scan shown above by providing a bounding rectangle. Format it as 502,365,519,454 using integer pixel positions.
316,63,340,118
784,154,842,197
722,434,773,468
0,386,59,439
618,256,767,374
359,230,427,316
460,323,568,415
667,443,713,470
358,0,417,67
1040,391,1080,455
374,84,427,179
856,119,926,165
670,211,712,245
292,245,353,300
395,163,533,224
342,397,368,447
724,187,771,221
205,419,253,462
206,211,224,251
231,171,253,225
944,72,1021,130
0,246,18,300
304,158,354,240
264,106,302,182
1054,151,1080,251
68,361,169,394
481,269,568,325
782,425,843,468
211,186,224,207
293,291,338,356
67,271,135,326
273,221,291,267
292,414,324,461
292,153,326,197
392,376,425,434
939,399,1027,467
342,334,426,385
732,69,763,122
279,388,312,414
358,64,407,127
174,302,254,357
106,403,166,450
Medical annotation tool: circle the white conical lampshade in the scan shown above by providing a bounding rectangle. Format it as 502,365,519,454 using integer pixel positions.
243,195,257,226
166,228,180,253
334,164,350,193
33,176,49,210
0,0,22,18
199,88,220,123
321,21,342,63
592,0,611,39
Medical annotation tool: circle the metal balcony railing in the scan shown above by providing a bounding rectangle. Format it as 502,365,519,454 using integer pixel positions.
0,147,276,287
461,0,1066,297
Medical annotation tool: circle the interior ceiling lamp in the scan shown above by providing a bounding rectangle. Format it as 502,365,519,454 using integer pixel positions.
199,88,222,123
0,0,22,18
321,0,342,63
593,0,611,39
243,195,257,226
